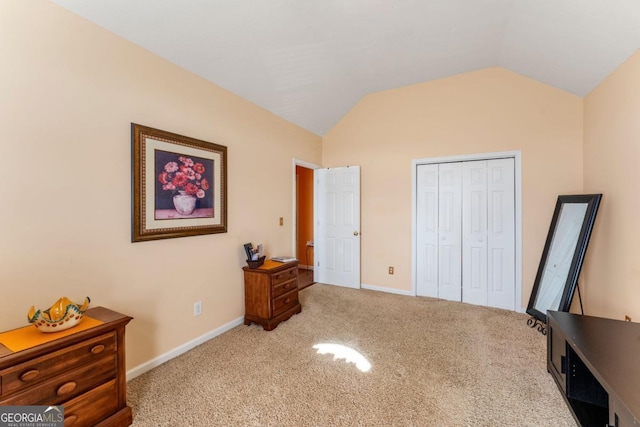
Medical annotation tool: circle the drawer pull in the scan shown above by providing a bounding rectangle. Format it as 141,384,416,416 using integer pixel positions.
20,369,40,382
57,381,77,396
284,298,290,304
91,344,106,354
65,414,78,426
284,283,290,289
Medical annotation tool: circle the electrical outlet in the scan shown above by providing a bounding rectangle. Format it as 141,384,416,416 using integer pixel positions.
625,315,632,322
389,266,394,275
194,301,202,316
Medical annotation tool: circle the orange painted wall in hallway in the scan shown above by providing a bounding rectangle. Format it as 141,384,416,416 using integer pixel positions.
296,166,314,268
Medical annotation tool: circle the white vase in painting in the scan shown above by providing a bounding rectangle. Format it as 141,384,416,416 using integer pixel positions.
173,191,197,215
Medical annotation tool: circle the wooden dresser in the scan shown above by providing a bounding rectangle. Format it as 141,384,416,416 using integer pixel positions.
0,307,133,426
243,260,301,331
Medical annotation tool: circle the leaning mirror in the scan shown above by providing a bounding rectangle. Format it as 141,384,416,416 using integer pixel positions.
526,194,602,331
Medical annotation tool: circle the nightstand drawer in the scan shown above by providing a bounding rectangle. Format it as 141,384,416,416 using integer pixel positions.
271,267,297,286
272,289,298,316
63,379,119,427
0,331,116,397
1,353,116,406
272,278,297,298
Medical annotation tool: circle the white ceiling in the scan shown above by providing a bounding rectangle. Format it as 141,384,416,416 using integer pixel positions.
51,0,640,136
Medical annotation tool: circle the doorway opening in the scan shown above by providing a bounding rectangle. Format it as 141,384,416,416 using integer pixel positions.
293,159,319,290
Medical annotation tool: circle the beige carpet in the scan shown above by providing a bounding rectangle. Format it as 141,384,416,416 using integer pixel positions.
127,284,577,426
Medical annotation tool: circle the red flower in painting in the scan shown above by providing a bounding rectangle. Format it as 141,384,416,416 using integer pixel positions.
172,173,188,188
158,171,170,185
193,163,205,174
184,183,199,196
159,156,209,201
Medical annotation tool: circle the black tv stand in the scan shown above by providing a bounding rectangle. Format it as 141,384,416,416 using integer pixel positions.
547,311,640,426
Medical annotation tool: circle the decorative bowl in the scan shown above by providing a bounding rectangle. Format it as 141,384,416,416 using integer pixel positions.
27,296,91,333
246,256,266,269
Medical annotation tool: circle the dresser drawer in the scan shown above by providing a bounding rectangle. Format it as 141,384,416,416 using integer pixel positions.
271,266,297,286
1,331,116,397
1,353,116,406
272,289,298,316
63,379,119,427
272,278,297,298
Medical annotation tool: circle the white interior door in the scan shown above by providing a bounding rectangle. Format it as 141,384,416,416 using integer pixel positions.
462,160,488,306
315,166,361,289
416,164,439,297
437,163,462,301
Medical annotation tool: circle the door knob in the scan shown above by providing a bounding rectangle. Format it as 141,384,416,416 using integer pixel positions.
353,231,359,236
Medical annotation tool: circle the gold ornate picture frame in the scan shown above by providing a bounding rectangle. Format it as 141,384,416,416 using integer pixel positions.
131,123,227,242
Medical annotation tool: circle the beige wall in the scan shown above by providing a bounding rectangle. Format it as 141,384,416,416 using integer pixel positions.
0,1,321,369
323,68,584,308
583,50,640,321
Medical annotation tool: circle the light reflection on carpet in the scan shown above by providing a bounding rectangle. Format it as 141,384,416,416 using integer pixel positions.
313,343,371,372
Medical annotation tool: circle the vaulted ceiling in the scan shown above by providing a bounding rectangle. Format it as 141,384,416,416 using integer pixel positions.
51,0,640,136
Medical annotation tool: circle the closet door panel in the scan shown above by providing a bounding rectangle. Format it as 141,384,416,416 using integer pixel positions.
462,161,488,306
416,164,439,297
438,163,462,301
487,158,515,310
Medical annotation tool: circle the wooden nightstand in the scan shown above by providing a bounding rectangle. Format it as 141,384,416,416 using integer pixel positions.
243,260,301,331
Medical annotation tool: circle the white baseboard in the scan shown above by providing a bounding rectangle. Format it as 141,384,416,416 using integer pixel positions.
361,284,526,313
361,283,414,296
126,316,244,381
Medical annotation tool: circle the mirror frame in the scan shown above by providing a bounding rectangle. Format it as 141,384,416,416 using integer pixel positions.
526,194,602,324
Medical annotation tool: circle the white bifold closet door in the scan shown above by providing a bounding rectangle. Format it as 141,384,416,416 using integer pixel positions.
417,158,515,311
416,164,440,299
437,163,463,302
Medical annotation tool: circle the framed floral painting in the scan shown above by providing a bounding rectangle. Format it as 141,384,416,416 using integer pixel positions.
131,123,227,242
